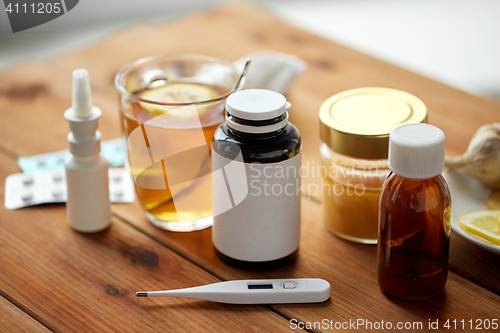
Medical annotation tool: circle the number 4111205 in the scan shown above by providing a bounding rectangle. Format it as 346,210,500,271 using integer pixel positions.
444,319,498,330
5,2,61,14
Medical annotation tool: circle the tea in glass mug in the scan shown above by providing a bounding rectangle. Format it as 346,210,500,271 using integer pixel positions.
115,54,240,231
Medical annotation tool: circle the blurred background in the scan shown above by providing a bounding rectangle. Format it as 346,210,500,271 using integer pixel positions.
1,0,499,98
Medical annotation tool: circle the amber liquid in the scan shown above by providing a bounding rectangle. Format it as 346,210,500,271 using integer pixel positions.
377,173,451,300
120,83,228,225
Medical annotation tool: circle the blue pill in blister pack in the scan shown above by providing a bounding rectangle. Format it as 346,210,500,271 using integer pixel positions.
17,138,126,174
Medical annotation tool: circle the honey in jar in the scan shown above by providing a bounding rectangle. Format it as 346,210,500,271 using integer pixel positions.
319,87,428,243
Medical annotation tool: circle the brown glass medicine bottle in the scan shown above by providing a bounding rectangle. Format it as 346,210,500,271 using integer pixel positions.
378,123,451,300
212,89,302,270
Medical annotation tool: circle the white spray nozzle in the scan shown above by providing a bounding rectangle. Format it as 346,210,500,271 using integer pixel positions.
65,68,102,144
72,69,93,119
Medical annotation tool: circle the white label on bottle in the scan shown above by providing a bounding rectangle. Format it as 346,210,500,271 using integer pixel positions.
212,150,301,262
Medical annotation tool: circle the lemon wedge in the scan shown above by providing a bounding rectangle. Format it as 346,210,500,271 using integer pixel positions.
459,210,500,245
140,83,217,117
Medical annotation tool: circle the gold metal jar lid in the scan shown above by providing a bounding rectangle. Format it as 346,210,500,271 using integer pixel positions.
319,87,428,159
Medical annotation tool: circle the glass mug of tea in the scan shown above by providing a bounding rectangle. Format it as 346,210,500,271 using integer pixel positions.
115,54,240,231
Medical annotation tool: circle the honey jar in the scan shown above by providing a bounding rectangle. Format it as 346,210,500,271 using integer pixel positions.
319,87,427,244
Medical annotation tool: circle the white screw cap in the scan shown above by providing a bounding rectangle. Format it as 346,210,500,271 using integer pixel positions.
388,123,445,180
226,89,291,120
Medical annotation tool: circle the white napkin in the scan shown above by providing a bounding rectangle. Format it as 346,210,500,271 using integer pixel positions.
192,51,307,94
234,51,307,94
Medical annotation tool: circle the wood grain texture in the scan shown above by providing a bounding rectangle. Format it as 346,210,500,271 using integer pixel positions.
0,61,121,157
113,199,500,331
0,296,50,333
39,2,500,202
0,151,300,332
1,2,500,332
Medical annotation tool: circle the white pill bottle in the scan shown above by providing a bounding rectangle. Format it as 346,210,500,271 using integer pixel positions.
212,89,302,269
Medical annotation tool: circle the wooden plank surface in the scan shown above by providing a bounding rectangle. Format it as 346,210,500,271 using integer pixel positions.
0,296,50,333
1,2,500,332
0,149,300,332
42,2,500,201
114,200,500,329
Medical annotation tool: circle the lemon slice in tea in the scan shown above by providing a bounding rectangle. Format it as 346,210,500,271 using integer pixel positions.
140,82,218,117
459,210,500,245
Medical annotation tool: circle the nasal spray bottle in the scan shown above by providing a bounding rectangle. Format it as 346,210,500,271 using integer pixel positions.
64,69,110,232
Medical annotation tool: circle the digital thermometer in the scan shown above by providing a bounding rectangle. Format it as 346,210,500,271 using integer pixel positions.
136,278,330,304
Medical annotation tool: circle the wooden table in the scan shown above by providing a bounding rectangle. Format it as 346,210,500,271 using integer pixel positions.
1,3,499,332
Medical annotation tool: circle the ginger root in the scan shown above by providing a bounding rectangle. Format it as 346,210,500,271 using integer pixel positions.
445,123,500,189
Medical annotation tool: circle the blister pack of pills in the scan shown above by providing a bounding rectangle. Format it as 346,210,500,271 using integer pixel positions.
4,168,135,210
17,138,126,174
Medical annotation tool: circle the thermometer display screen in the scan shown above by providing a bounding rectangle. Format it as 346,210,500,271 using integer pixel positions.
247,284,273,290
